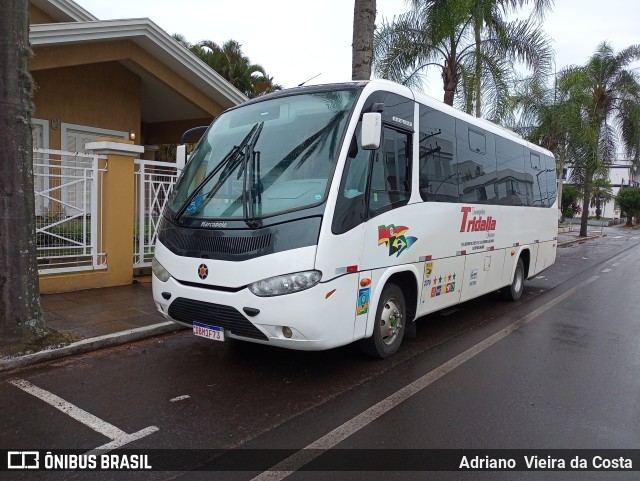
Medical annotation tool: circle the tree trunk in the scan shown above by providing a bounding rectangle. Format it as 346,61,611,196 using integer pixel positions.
579,185,591,237
441,38,459,107
474,19,482,118
556,159,564,223
352,0,376,80
0,0,46,347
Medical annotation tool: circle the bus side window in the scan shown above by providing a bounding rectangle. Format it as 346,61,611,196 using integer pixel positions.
544,154,558,207
526,152,545,206
419,137,456,202
457,121,497,204
368,126,411,217
331,124,372,234
418,105,459,203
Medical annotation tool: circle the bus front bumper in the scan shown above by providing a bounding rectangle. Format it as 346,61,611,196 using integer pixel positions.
152,273,359,351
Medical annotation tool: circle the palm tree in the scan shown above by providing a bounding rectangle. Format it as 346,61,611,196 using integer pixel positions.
589,176,613,219
352,0,377,80
173,35,281,98
373,0,553,118
504,70,579,217
465,0,554,117
564,42,640,236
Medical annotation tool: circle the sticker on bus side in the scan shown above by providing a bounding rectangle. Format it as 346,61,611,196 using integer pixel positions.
356,288,370,316
429,272,457,298
423,262,434,287
425,262,433,277
378,224,417,257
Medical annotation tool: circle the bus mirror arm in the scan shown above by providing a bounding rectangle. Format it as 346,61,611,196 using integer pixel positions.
361,112,382,150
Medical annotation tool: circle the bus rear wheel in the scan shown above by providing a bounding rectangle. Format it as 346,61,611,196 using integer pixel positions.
359,283,406,358
501,257,524,301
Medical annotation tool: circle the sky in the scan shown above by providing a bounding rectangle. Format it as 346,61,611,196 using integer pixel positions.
76,0,640,101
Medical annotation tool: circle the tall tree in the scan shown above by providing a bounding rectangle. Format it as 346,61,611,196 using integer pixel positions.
174,35,281,98
352,0,377,80
505,70,579,218
373,0,552,118
465,0,554,117
0,0,46,347
589,176,613,219
616,187,640,226
564,42,640,236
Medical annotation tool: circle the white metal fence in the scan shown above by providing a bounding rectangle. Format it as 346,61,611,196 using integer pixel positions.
33,148,107,274
134,159,180,268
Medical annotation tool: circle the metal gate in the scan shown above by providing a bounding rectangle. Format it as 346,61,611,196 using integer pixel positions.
133,159,180,268
33,148,107,274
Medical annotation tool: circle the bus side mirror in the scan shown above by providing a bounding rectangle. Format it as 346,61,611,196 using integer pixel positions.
361,112,382,150
176,144,187,170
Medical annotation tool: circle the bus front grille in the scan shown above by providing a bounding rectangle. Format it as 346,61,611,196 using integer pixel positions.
169,231,272,256
168,298,268,341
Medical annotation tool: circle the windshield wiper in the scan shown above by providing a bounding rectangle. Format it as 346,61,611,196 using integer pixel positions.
242,122,264,228
173,123,260,224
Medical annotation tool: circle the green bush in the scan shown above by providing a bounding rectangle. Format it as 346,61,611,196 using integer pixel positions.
617,187,640,225
36,217,90,247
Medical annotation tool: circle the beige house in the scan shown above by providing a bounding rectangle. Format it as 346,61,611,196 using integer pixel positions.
29,0,247,293
29,0,246,155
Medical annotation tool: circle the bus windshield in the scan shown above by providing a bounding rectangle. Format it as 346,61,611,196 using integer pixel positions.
168,89,359,222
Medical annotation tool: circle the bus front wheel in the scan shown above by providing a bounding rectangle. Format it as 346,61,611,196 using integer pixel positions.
359,283,406,358
501,257,524,301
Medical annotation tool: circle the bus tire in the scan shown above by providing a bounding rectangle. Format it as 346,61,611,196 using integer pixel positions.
501,257,524,301
359,283,406,358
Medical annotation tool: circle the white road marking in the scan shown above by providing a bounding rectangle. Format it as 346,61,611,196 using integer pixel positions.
170,395,191,402
9,379,158,453
601,268,612,273
632,237,639,240
613,236,624,239
251,275,599,481
612,263,620,267
88,427,159,454
536,275,545,279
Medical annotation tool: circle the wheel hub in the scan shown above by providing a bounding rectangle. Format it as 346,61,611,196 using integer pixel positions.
380,297,403,345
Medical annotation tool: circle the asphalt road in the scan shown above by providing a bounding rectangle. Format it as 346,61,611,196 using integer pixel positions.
1,229,639,480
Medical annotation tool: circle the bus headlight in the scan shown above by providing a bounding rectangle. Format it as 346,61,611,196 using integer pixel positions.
152,257,171,282
249,270,322,297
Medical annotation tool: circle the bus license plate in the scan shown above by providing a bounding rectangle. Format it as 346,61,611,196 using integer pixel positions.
193,322,225,342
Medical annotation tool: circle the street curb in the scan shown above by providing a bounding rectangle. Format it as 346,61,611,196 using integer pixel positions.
558,234,603,247
0,321,185,373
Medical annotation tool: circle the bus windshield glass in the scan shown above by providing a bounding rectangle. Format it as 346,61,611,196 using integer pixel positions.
168,90,359,221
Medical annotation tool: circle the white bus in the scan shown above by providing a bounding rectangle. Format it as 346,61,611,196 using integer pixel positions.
152,79,557,358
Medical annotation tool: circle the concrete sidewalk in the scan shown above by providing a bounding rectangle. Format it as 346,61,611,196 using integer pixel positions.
0,277,183,372
1,222,632,372
556,222,626,246
42,276,162,338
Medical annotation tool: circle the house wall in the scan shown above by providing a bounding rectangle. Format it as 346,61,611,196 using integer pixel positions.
566,162,639,219
32,62,141,150
31,40,225,124
30,4,57,24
